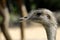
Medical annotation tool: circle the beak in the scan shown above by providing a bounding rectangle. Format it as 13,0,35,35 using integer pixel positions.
19,16,28,22
19,17,25,22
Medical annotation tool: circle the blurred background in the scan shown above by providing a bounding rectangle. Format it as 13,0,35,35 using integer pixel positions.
0,0,60,40
6,0,60,26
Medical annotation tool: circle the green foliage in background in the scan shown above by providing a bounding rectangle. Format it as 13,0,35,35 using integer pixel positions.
7,0,60,14
24,0,60,11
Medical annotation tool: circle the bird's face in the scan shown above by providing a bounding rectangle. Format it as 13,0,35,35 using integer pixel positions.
26,11,51,25
19,9,56,26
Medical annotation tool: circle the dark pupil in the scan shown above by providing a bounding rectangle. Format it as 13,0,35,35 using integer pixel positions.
36,13,42,16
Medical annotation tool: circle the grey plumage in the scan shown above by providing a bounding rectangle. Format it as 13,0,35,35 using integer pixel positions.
19,8,57,40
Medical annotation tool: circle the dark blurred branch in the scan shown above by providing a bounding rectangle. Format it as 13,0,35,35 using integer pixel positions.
0,0,12,40
16,0,28,40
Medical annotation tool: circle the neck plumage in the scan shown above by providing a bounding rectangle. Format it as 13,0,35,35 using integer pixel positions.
44,23,57,40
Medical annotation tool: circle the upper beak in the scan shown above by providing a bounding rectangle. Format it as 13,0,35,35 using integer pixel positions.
19,16,28,22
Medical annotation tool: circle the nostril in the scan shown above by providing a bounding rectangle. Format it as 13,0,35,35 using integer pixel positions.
24,17,27,18
36,13,42,16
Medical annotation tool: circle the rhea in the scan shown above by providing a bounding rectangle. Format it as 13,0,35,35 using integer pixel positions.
20,9,57,40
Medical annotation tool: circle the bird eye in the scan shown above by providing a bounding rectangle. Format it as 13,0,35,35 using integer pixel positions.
36,13,42,16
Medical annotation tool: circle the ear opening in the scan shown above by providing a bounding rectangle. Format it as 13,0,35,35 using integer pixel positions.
47,14,51,19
